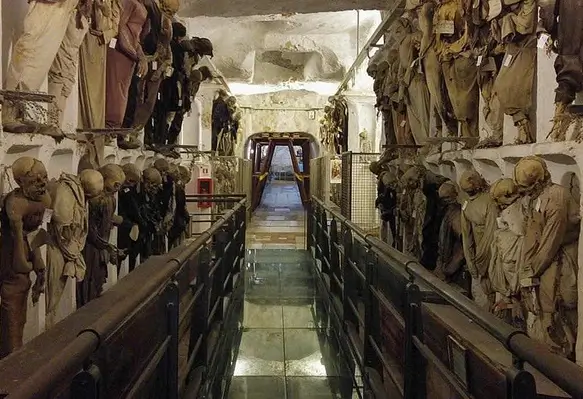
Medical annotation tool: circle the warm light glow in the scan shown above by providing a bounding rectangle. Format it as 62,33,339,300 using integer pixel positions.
228,81,339,96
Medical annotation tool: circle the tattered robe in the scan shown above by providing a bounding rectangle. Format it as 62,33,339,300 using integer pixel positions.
78,194,116,307
435,203,468,292
520,184,579,357
398,32,430,145
46,175,88,326
488,201,525,327
461,192,498,310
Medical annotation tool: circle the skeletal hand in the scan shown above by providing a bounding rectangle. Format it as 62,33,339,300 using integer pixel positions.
32,270,46,305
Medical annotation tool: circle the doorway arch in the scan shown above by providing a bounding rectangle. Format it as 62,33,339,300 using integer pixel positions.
244,132,320,210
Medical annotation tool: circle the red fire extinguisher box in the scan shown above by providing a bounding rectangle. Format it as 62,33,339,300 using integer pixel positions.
197,178,213,208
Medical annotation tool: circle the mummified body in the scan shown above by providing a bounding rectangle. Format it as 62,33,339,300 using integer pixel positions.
117,164,144,272
540,0,583,141
371,161,398,247
140,167,164,261
46,170,103,327
78,164,125,307
459,170,498,311
400,165,447,269
151,159,174,254
514,157,579,358
473,0,537,145
488,178,525,329
434,181,469,293
0,158,51,358
169,166,192,249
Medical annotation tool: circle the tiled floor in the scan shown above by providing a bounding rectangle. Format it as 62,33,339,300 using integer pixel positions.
228,182,356,398
246,181,306,250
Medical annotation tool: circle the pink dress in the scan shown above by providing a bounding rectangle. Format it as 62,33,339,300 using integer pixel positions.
105,0,148,128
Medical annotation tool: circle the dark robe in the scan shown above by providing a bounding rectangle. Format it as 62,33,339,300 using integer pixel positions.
375,179,398,243
78,194,116,307
140,189,162,263
152,177,174,255
435,202,470,293
168,184,189,248
123,0,163,128
151,37,192,145
118,185,145,272
211,96,230,151
420,171,448,270
0,191,45,358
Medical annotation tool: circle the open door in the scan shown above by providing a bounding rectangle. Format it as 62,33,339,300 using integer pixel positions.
249,133,314,211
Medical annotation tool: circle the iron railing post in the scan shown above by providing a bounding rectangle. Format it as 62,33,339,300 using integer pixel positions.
165,281,180,399
70,364,101,399
404,281,426,399
505,368,536,399
314,203,323,262
319,208,330,275
307,200,314,250
188,246,211,373
363,250,382,392
329,218,341,297
342,229,357,328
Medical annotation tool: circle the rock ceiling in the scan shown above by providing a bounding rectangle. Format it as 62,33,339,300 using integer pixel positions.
179,0,388,17
182,11,383,92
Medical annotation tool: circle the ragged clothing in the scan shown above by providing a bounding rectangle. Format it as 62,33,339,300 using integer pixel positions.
519,183,580,357
169,184,190,248
433,0,472,61
78,193,116,307
435,203,468,292
47,174,88,281
398,31,431,145
488,201,523,298
46,174,88,326
540,0,583,104
0,191,48,358
461,192,499,278
461,191,498,309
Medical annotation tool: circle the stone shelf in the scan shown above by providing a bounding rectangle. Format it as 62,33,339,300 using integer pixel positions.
424,140,583,186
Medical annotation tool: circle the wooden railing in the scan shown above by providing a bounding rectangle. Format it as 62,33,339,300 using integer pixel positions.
309,196,583,399
0,197,247,399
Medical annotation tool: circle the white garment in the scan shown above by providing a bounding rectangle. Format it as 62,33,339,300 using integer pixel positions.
5,0,79,91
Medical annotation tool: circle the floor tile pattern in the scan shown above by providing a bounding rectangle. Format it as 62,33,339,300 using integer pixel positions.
228,182,357,398
246,181,306,250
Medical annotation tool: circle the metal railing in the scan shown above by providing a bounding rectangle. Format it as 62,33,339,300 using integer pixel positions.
0,196,247,399
308,196,583,399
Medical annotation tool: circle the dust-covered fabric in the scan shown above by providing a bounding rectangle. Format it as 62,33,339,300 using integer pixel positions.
488,201,523,297
442,56,479,137
46,174,88,326
519,183,580,357
461,192,499,278
399,32,430,145
435,203,467,290
492,36,536,123
78,193,116,307
4,0,79,92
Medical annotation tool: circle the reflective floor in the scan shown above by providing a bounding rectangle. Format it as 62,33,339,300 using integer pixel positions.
228,183,357,398
246,181,305,250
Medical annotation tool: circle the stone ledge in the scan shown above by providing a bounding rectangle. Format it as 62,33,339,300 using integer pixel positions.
426,140,583,166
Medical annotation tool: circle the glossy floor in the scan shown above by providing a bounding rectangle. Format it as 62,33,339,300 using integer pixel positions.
247,181,305,250
228,183,358,398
